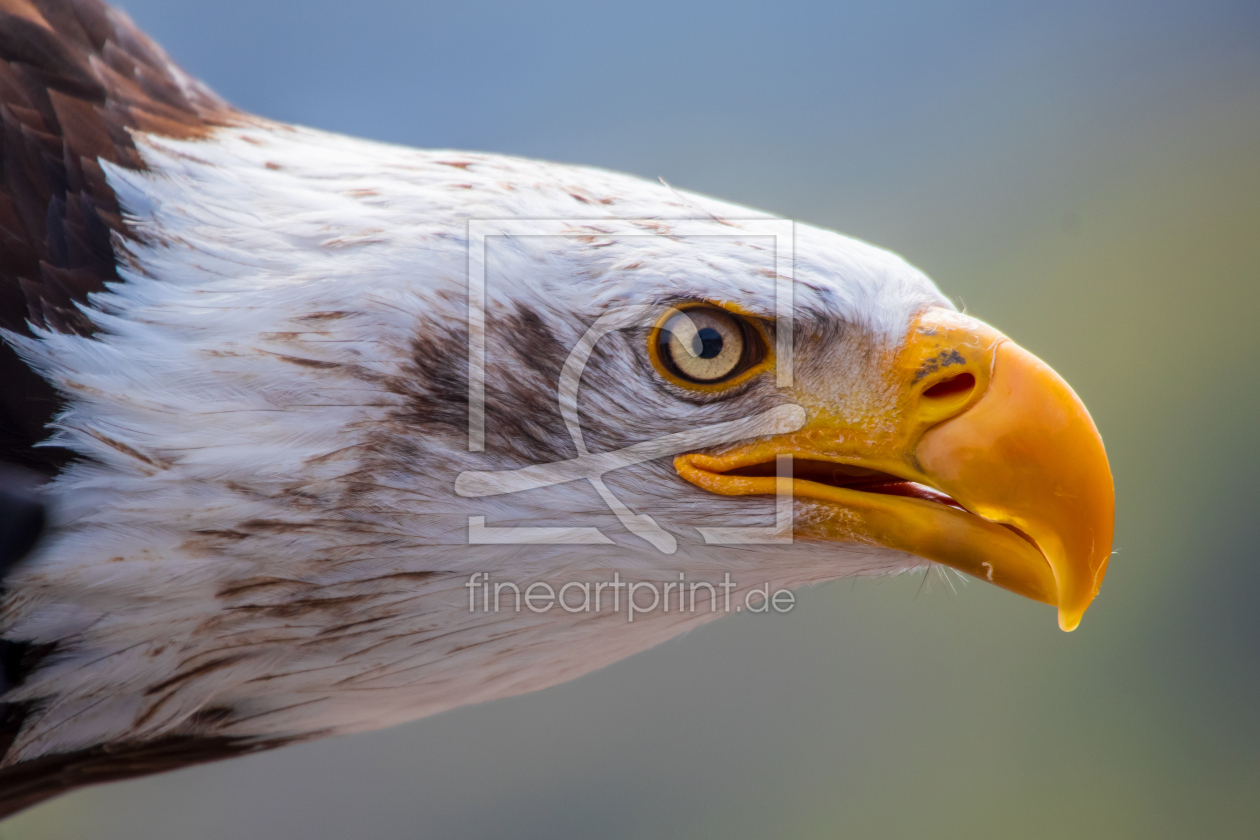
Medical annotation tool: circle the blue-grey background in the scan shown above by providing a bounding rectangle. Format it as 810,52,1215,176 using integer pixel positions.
8,1,1260,837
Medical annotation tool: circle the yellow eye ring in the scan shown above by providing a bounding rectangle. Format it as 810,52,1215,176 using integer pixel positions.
648,303,772,391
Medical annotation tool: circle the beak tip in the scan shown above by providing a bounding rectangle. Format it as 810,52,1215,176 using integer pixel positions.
1057,607,1084,633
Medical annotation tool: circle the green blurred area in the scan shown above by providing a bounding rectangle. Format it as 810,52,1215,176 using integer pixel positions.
6,1,1260,838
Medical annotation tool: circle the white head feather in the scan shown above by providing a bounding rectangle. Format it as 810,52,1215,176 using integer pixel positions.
2,122,949,761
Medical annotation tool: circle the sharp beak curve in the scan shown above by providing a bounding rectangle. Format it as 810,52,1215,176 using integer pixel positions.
675,308,1115,631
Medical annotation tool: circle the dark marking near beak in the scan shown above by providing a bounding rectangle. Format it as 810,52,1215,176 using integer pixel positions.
914,349,966,382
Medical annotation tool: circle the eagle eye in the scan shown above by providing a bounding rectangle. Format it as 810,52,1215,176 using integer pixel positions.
652,305,765,387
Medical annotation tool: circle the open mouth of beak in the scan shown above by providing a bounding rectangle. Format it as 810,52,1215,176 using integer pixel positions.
724,459,965,510
675,443,1066,617
686,453,1048,562
716,456,1049,555
680,453,1053,579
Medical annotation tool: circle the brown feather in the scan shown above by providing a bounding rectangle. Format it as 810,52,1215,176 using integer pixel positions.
0,731,293,819
0,1,249,813
0,0,238,474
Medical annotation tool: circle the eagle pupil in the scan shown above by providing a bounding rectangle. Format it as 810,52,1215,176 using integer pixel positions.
693,327,723,359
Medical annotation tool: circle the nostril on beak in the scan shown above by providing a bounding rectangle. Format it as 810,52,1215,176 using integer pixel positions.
923,372,976,399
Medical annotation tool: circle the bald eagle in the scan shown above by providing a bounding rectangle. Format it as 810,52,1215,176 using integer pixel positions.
0,0,1113,816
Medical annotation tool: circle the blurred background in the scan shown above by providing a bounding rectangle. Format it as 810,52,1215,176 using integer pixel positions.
7,0,1260,837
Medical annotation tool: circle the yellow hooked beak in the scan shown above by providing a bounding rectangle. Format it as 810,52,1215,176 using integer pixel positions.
675,309,1115,631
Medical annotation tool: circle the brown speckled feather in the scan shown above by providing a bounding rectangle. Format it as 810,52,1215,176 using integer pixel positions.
0,0,235,474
